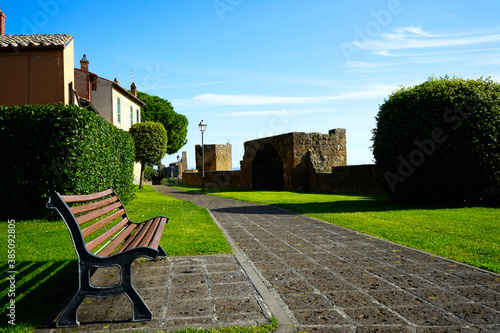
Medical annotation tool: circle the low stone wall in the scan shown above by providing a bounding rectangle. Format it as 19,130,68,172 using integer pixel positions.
183,164,385,194
182,170,241,189
310,164,385,194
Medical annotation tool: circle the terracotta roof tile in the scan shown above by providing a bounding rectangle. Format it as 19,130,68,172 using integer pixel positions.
0,34,72,48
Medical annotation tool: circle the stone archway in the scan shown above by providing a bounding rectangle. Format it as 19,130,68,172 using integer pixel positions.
252,144,284,190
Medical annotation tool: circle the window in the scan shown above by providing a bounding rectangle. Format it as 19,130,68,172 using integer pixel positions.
136,109,140,123
130,106,134,127
117,97,121,123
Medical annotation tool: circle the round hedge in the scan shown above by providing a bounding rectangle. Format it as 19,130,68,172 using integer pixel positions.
372,76,500,206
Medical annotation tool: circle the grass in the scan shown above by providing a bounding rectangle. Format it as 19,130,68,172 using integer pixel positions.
126,186,232,256
0,186,233,332
175,185,500,273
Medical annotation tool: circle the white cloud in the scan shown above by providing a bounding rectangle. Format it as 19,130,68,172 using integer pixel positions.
216,107,332,117
351,26,500,51
174,86,396,107
342,61,391,69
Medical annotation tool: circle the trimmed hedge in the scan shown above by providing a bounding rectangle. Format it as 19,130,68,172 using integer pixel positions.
0,104,136,219
372,76,500,206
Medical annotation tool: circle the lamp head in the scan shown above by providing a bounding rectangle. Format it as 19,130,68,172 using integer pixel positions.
198,120,207,132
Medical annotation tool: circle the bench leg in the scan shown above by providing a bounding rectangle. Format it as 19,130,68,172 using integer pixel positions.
56,291,85,327
123,262,152,321
158,245,167,258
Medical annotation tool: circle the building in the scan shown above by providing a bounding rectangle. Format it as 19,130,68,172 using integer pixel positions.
0,8,76,106
74,55,145,183
0,32,76,106
164,151,188,178
74,55,144,131
0,8,145,183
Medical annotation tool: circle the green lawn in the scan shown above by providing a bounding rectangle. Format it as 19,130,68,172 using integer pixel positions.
0,186,232,332
175,185,500,273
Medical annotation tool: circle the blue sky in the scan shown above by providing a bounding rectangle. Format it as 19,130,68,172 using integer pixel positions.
3,0,500,169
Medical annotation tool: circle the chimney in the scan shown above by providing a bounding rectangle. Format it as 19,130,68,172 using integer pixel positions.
80,54,89,72
0,7,6,36
130,82,137,97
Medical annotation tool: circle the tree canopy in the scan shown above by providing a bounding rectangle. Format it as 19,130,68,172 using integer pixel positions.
137,91,188,155
129,121,168,188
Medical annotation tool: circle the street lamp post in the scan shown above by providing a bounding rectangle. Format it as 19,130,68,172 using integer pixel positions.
198,120,207,192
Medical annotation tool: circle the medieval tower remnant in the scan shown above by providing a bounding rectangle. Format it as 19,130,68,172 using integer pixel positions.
195,143,233,172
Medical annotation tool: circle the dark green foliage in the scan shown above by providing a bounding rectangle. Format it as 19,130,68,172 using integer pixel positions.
143,166,157,181
129,121,167,188
143,166,165,182
0,104,136,219
129,121,168,166
137,91,188,155
372,76,500,206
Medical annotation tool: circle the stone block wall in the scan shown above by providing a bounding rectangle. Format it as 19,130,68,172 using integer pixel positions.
182,170,241,189
239,130,347,191
310,164,385,194
183,130,385,195
195,144,232,172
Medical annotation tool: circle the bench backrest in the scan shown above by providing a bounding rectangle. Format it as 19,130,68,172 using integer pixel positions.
50,188,133,257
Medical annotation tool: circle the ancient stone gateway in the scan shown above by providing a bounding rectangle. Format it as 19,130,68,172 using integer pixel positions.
183,128,383,193
252,143,284,190
239,129,347,191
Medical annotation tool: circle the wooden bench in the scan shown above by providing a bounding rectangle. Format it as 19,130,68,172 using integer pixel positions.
46,188,168,327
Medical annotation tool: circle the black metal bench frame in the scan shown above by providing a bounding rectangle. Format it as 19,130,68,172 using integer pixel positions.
46,188,168,327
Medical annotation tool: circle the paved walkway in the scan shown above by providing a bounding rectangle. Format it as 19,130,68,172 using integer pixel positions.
154,186,500,333
39,186,500,332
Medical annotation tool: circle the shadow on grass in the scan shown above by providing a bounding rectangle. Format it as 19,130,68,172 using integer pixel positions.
271,199,422,215
174,185,433,215
210,199,425,216
0,260,77,330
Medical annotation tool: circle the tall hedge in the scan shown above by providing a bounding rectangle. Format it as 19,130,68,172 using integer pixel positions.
0,104,136,219
372,76,500,206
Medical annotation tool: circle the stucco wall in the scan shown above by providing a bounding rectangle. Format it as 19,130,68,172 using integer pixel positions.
0,41,75,106
62,41,75,104
92,78,113,123
111,88,141,131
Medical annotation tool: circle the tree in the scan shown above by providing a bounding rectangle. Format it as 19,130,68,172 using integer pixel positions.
372,76,500,206
137,91,188,155
129,121,168,189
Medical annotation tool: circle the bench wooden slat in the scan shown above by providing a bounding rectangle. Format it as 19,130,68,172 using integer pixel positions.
138,217,161,248
71,196,119,215
97,224,137,257
76,201,123,225
81,208,125,238
118,220,152,253
62,188,114,203
150,217,168,250
86,218,129,251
